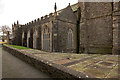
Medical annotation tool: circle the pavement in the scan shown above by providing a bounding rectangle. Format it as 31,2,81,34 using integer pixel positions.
0,45,2,79
2,47,52,78
20,49,119,78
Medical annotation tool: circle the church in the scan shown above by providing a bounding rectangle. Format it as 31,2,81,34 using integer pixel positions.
11,2,120,54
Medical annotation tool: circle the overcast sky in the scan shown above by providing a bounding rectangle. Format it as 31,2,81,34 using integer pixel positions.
0,0,78,28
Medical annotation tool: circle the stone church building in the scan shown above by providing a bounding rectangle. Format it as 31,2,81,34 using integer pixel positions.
11,2,120,54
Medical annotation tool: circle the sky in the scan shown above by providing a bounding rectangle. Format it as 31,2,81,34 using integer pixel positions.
0,0,78,28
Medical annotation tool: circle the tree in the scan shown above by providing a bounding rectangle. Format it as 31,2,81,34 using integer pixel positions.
0,25,11,42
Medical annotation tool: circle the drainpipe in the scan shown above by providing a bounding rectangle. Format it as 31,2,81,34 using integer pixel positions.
111,1,114,54
76,7,81,54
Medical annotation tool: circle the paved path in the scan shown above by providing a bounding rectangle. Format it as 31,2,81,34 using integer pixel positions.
2,46,52,78
21,49,119,78
0,45,2,79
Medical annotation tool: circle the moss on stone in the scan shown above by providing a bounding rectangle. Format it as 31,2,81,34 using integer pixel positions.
7,45,30,50
88,48,112,54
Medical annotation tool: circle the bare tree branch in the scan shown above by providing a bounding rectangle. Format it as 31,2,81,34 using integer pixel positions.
0,25,11,35
0,25,11,42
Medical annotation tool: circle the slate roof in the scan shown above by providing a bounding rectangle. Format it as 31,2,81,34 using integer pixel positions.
57,2,79,15
71,2,79,12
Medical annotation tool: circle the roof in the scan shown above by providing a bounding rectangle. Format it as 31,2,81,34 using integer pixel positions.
57,2,79,15
71,2,79,12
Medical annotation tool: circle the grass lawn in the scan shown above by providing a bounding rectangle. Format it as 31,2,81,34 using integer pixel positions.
7,45,30,50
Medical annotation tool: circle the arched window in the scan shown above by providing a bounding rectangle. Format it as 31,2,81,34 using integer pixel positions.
22,32,24,46
42,27,50,51
22,32,24,39
33,30,37,49
68,29,73,48
27,30,30,47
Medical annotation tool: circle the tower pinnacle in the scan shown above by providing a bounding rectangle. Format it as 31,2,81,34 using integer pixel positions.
69,3,70,6
17,20,19,25
54,2,57,12
54,2,57,17
14,22,16,25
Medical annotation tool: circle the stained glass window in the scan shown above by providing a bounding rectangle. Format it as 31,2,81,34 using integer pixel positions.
68,29,73,48
22,32,24,39
42,27,50,51
33,30,37,49
27,30,30,47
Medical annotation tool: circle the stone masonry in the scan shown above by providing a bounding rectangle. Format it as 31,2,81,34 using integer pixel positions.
11,2,120,54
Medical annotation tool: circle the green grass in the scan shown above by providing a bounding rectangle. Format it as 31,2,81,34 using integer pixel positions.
7,45,30,50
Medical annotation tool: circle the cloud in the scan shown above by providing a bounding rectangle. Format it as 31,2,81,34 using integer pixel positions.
0,0,4,14
0,0,78,28
78,0,120,2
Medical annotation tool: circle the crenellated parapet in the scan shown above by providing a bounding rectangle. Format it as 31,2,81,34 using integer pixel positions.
11,20,23,45
22,14,55,27
20,3,58,28
12,2,59,47
34,19,37,22
37,18,40,21
49,13,54,17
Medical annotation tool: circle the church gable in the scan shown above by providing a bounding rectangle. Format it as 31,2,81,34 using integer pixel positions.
57,5,77,24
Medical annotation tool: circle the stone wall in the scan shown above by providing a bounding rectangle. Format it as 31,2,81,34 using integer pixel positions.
57,20,76,52
12,24,22,46
56,6,77,53
11,2,120,54
22,26,27,47
52,20,58,52
112,2,120,54
79,2,113,54
3,45,89,79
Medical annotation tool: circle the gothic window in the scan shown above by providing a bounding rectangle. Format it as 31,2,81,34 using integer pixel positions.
68,29,73,48
33,30,38,49
22,32,24,39
42,27,50,51
22,32,24,46
27,30,30,47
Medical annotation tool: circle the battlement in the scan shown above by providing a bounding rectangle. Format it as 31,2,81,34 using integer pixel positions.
22,12,55,27
12,20,23,31
49,13,54,17
12,3,73,28
37,18,40,21
34,19,37,22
